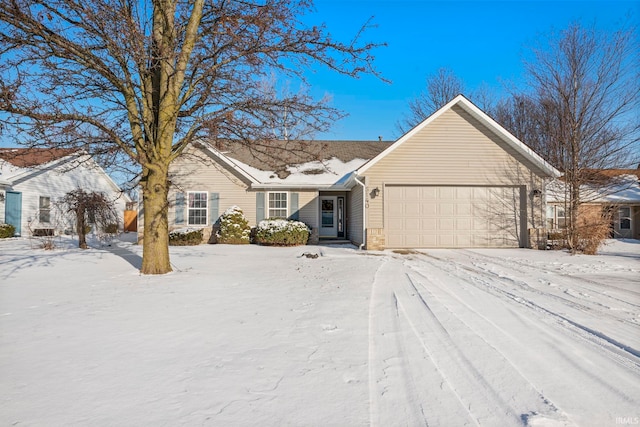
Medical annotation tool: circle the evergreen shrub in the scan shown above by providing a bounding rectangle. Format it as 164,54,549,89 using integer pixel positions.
0,223,15,238
169,228,203,246
254,219,310,246
216,206,251,244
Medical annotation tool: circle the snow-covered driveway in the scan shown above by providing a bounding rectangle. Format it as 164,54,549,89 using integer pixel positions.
0,237,638,426
370,247,640,426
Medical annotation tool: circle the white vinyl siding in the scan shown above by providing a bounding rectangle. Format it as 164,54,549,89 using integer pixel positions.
7,156,128,237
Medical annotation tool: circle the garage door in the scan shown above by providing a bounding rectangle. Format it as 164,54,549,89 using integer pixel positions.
385,186,523,248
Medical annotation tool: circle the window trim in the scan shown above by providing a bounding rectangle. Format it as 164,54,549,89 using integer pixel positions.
187,191,208,226
267,191,288,219
39,196,51,223
619,206,631,230
546,204,569,229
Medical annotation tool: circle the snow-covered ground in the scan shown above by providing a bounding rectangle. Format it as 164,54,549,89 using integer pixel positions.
1,235,638,426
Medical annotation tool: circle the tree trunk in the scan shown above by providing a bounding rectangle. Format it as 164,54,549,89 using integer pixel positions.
140,162,172,274
77,205,87,249
569,179,580,253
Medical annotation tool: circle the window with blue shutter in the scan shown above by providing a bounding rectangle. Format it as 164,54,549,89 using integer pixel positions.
256,192,265,222
209,193,220,225
289,192,299,220
175,192,185,224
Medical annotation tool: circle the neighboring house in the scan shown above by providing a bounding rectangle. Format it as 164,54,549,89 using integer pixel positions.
547,170,640,240
0,148,130,236
160,95,560,249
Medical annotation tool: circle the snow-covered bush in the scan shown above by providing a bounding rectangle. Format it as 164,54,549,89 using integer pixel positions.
254,219,310,246
216,206,251,244
0,223,15,238
169,228,203,246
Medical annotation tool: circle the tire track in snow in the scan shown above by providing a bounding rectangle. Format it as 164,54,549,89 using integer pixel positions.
369,257,435,426
456,249,640,309
414,251,640,364
404,260,634,419
402,251,640,426
368,256,568,426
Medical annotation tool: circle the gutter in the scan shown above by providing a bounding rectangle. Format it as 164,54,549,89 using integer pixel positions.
250,183,351,191
354,175,366,250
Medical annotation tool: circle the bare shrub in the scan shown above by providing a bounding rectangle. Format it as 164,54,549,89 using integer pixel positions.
575,205,612,255
40,240,56,250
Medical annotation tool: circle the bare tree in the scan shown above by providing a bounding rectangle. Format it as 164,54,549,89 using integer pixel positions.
61,189,119,249
523,22,639,252
397,67,465,133
0,0,382,273
493,94,567,167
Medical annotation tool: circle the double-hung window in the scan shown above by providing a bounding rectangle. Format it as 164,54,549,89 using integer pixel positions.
39,196,51,223
619,207,631,230
546,205,567,229
546,205,555,229
268,192,288,218
187,192,208,225
556,206,567,228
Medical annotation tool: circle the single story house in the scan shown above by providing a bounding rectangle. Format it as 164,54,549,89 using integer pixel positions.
547,169,640,239
161,95,561,249
0,148,130,236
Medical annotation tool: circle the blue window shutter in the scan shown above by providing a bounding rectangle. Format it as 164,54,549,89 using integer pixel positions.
175,192,185,224
209,193,219,225
256,192,265,222
289,192,299,220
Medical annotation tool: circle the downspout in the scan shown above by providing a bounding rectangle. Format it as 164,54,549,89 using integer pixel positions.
354,175,366,250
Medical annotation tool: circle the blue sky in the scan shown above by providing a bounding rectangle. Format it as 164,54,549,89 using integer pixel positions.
305,0,639,141
0,1,636,148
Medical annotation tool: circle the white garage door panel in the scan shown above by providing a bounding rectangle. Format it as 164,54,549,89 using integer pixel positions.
385,186,522,248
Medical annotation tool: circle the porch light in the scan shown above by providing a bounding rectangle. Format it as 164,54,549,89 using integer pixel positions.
371,187,380,198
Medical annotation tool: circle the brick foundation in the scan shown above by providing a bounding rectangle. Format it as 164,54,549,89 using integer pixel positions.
366,228,385,250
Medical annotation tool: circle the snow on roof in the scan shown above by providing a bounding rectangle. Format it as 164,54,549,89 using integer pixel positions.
199,139,390,187
547,174,640,204
227,156,370,187
0,158,22,180
0,148,78,180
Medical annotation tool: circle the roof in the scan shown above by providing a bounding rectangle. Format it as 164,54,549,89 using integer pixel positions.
547,173,640,204
357,94,561,178
0,148,128,199
200,139,391,187
0,148,78,168
587,169,640,180
209,139,390,175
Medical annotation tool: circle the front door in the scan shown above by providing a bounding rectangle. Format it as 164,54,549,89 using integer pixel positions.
320,196,337,238
5,191,22,236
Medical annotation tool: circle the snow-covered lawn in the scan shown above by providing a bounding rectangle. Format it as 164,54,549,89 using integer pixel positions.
1,236,638,426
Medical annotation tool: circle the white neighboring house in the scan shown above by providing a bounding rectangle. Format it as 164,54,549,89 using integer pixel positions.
0,148,130,237
546,170,640,240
